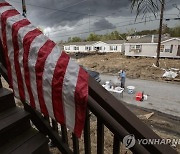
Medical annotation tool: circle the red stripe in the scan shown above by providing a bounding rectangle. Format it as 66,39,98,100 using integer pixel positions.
23,29,42,108
1,9,19,88
52,51,70,124
35,40,56,116
12,19,31,101
0,2,11,8
74,67,89,137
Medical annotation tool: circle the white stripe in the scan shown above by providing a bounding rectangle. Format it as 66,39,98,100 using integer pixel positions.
42,45,62,119
17,24,37,105
62,59,80,131
5,14,24,99
0,5,14,14
28,34,48,112
0,6,14,40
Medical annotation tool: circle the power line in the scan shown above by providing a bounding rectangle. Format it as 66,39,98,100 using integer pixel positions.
48,16,177,36
8,0,106,18
45,13,178,34
50,18,160,39
46,17,152,34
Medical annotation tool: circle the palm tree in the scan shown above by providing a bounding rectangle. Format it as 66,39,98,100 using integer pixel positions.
131,0,165,67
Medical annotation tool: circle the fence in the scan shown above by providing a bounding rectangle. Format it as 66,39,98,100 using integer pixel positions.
0,43,177,154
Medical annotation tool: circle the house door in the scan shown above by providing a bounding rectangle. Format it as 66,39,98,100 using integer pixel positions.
177,45,180,56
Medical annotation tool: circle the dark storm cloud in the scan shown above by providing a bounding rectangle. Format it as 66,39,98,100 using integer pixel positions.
93,18,116,30
7,0,132,27
6,0,180,41
7,0,179,27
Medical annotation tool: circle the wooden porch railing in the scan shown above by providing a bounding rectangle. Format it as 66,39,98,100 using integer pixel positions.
0,44,177,154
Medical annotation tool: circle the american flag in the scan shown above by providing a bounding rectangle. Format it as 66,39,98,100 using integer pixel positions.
0,2,89,137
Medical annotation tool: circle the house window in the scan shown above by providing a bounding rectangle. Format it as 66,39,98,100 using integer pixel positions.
136,45,141,49
74,46,79,50
165,49,170,52
85,46,91,50
160,45,164,52
130,45,142,52
110,46,118,50
115,46,117,50
110,46,113,50
65,46,70,50
130,45,135,49
164,45,171,52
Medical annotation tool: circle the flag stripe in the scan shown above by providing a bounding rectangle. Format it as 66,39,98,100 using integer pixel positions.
12,19,30,101
5,14,23,99
35,39,56,116
74,68,89,137
28,34,48,111
0,2,11,8
23,29,42,109
17,24,36,104
42,45,62,119
62,59,79,131
1,9,19,88
0,2,89,138
52,51,70,124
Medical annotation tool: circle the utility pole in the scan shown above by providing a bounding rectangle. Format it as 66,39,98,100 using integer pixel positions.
156,0,164,67
22,0,27,17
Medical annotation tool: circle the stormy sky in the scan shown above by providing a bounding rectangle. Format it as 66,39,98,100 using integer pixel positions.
6,0,180,42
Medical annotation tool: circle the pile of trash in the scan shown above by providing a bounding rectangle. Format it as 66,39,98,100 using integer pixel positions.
152,64,180,80
162,68,179,80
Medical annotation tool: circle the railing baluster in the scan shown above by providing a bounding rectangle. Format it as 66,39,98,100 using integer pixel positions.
61,125,69,145
44,115,50,126
23,103,73,154
50,119,59,147
52,119,58,133
113,135,120,154
84,109,91,154
0,74,2,88
97,118,104,154
72,133,79,154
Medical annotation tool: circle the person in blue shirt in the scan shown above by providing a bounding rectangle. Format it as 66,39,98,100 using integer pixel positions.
119,70,126,88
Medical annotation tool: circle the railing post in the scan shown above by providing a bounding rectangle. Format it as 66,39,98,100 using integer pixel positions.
61,125,69,145
97,118,104,154
72,133,79,154
113,135,120,154
84,109,91,154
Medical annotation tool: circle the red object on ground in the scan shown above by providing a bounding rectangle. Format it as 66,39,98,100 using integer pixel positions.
136,92,143,101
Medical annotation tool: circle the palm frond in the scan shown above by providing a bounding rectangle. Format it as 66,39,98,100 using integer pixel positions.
131,0,161,20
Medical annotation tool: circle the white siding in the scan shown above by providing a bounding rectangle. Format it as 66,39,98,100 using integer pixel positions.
125,39,180,58
161,39,180,58
125,43,157,57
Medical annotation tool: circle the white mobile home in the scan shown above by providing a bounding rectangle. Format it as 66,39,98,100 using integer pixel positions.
63,40,125,53
63,41,96,53
124,36,180,58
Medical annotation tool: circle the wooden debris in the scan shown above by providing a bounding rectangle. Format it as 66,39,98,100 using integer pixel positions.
138,112,154,120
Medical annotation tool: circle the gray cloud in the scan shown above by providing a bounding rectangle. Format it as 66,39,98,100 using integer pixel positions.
6,0,180,41
93,18,116,30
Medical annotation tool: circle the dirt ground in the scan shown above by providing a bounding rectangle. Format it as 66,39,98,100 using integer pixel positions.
1,52,180,153
49,104,180,154
74,52,180,82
